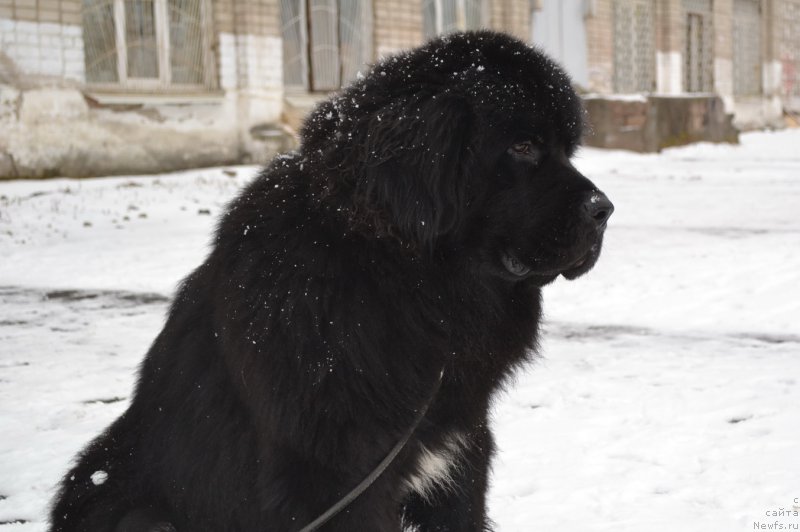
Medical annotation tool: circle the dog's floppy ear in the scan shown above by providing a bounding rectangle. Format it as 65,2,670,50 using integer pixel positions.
357,93,474,252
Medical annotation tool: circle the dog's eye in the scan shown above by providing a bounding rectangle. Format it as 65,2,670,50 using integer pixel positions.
509,141,542,163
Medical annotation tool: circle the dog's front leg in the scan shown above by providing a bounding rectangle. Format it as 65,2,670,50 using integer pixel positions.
310,477,404,532
401,420,496,532
262,456,406,532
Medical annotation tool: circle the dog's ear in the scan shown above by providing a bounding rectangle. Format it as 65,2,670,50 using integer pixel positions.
357,94,474,252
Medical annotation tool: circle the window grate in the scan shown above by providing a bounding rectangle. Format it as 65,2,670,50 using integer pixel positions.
281,0,309,89
280,0,372,92
309,0,340,90
683,0,714,92
613,0,656,93
82,0,210,90
168,0,204,85
82,0,119,83
339,0,372,86
125,0,159,79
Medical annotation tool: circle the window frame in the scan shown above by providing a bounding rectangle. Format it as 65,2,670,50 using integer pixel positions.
683,0,715,93
83,0,217,93
281,0,373,94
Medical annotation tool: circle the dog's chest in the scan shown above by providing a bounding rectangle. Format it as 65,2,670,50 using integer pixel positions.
402,432,467,500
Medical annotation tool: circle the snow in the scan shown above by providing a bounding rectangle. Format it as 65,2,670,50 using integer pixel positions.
2,130,800,531
89,471,107,486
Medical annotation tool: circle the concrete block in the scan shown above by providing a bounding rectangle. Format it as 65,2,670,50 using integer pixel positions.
584,94,738,152
20,88,88,124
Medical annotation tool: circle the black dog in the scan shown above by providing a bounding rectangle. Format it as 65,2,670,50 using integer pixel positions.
50,31,613,531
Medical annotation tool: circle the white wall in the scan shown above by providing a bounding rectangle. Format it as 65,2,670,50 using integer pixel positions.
0,17,84,82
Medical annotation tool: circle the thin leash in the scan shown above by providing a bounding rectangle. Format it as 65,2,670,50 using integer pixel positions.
297,368,445,532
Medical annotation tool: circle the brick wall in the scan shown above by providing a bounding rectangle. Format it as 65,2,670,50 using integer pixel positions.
585,0,614,92
373,0,532,60
0,0,84,83
762,0,783,96
489,0,530,41
0,0,81,24
374,0,424,58
656,0,682,53
712,0,733,60
0,0,284,92
712,0,734,98
213,0,282,91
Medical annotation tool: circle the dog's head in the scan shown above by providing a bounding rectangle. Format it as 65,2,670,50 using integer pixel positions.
301,31,613,284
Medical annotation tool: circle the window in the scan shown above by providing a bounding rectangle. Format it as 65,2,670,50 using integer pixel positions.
780,0,800,106
612,0,656,93
281,0,373,92
733,0,762,95
82,0,212,90
683,0,714,92
422,0,488,39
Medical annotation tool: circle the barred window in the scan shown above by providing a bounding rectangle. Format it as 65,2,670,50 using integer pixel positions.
281,0,373,91
422,0,488,40
733,0,762,95
613,0,656,93
82,0,212,90
683,0,714,92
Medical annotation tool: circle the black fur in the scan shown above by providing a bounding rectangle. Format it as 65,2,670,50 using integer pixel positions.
50,31,612,532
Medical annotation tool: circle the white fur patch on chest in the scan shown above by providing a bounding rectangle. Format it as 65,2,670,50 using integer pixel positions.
403,432,467,500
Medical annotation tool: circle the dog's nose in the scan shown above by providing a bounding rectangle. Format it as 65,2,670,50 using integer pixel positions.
583,192,614,227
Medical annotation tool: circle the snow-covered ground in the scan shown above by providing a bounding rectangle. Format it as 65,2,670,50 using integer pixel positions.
1,130,799,531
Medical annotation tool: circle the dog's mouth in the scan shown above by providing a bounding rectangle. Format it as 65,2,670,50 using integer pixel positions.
500,252,532,277
500,245,599,281
559,245,599,280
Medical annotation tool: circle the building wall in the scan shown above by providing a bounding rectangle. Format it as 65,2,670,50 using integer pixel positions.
582,0,789,129
373,0,531,60
216,0,282,93
490,0,531,41
713,0,734,103
0,0,289,179
531,0,590,88
374,0,424,58
585,0,614,93
655,0,682,94
2,0,797,177
779,0,800,110
0,0,283,92
0,0,84,84
727,0,783,128
212,0,284,159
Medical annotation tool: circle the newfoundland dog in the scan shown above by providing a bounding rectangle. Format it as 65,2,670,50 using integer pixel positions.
50,31,613,531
